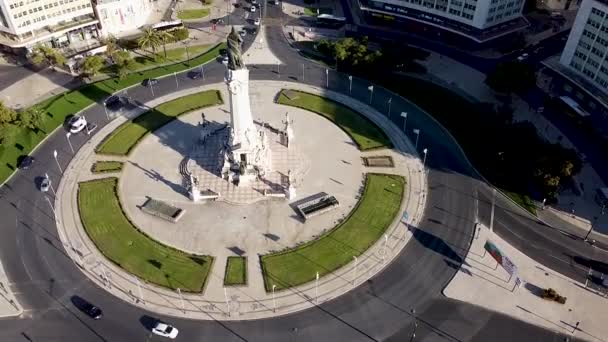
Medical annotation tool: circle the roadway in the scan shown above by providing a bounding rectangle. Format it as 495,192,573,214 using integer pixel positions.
0,2,597,341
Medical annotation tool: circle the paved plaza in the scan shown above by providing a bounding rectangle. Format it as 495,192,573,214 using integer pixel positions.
55,80,428,320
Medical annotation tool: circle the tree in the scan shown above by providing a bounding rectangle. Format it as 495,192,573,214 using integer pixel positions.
81,55,105,78
171,28,189,42
112,50,134,78
485,61,536,94
137,28,162,56
29,45,66,69
103,35,119,60
17,106,44,132
156,30,174,59
0,101,17,126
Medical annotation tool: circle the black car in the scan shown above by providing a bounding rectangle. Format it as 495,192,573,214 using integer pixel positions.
71,296,103,319
188,70,202,79
142,78,159,87
104,95,121,107
18,155,35,170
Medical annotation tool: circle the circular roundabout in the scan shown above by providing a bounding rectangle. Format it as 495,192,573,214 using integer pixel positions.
55,80,427,320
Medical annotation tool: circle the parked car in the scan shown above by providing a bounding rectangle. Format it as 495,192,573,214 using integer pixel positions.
152,322,179,339
40,176,50,192
254,17,261,26
239,30,247,37
18,155,35,170
516,53,529,62
222,55,229,65
250,5,256,12
142,78,159,87
68,115,87,133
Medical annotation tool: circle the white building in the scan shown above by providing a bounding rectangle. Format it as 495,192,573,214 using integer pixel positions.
357,0,529,43
93,0,152,37
0,0,99,53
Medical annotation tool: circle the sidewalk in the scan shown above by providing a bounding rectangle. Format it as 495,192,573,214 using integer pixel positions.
415,51,608,242
55,80,428,320
444,223,608,342
0,260,23,318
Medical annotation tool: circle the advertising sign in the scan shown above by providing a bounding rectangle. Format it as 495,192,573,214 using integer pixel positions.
484,240,518,276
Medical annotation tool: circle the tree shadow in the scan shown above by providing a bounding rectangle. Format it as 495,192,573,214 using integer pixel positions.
409,226,466,265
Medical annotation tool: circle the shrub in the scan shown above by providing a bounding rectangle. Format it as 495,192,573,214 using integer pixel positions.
541,288,567,304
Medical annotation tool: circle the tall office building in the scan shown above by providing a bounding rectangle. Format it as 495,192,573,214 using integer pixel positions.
0,0,99,53
357,0,529,43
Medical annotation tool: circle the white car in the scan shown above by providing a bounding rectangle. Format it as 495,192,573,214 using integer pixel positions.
68,115,87,133
254,17,261,26
221,55,229,65
516,53,529,62
250,6,256,12
239,30,247,37
152,322,179,339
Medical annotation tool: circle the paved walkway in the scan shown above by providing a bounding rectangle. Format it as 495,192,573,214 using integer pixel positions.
0,260,23,318
444,223,608,342
55,80,428,320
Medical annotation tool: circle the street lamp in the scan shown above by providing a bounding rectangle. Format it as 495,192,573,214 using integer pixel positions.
102,101,109,121
412,128,420,150
200,64,205,80
410,309,418,342
272,284,277,312
348,75,352,95
302,64,305,80
45,172,55,195
149,81,155,97
83,115,90,135
368,85,374,104
174,72,179,88
352,256,358,287
53,150,62,173
422,148,428,168
401,112,408,133
325,68,329,88
387,97,392,118
315,271,319,303
65,132,74,154
277,61,280,77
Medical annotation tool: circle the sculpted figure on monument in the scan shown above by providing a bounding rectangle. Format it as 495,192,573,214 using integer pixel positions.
227,27,244,70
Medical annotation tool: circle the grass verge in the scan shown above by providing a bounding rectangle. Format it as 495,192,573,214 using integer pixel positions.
224,256,247,286
178,9,210,20
0,42,225,185
260,173,404,291
91,161,123,174
277,89,392,150
96,89,223,155
503,190,537,215
78,177,213,292
102,45,211,74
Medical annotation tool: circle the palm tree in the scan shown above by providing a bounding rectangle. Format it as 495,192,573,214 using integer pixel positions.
137,28,162,57
102,35,119,60
156,30,173,60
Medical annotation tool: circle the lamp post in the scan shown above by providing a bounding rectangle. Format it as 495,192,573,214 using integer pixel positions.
368,85,374,104
401,112,408,133
348,75,353,95
184,40,190,64
422,148,428,168
53,150,62,173
352,256,358,287
200,64,205,80
174,72,179,88
302,64,305,80
83,115,90,135
277,61,280,77
387,97,392,118
490,188,496,233
149,81,155,97
103,101,109,121
44,172,55,195
410,309,418,342
45,195,55,215
272,284,277,312
177,288,185,313
412,128,420,150
315,272,319,303
325,68,329,88
135,277,144,304
223,287,230,317
65,132,74,154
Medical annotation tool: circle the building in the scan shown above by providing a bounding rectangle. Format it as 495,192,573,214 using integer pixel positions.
537,0,581,11
0,0,100,54
93,0,152,38
356,0,529,43
541,0,608,137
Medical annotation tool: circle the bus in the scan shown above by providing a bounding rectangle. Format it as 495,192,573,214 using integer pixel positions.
316,14,346,28
152,20,184,32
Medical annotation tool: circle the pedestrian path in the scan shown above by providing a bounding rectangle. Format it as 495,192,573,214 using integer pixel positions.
444,223,608,342
54,80,428,320
0,260,23,318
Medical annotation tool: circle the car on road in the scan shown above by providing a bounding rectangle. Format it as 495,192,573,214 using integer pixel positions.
516,53,529,62
188,70,202,79
86,123,97,134
40,177,50,192
254,17,261,25
270,0,279,4
239,29,247,37
251,0,257,4
18,155,35,170
67,115,87,133
250,5,256,12
142,78,159,87
104,95,121,107
152,322,179,339
211,18,224,24
221,55,229,65
71,296,103,320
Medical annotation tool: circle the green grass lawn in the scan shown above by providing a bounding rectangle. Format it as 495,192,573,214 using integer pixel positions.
224,256,247,286
91,161,123,173
261,173,404,291
78,177,213,292
96,89,222,155
503,190,537,215
0,43,225,185
277,90,392,150
177,8,210,20
103,45,211,74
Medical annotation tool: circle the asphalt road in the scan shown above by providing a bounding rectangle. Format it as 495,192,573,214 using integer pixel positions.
0,3,598,342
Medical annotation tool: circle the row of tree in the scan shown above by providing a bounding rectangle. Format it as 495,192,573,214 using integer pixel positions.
0,101,44,139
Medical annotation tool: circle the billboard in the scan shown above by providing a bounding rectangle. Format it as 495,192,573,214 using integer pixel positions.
484,240,518,276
